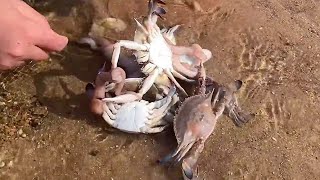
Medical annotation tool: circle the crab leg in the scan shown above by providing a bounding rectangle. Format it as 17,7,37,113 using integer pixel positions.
170,44,212,63
172,69,195,82
147,118,168,128
176,142,196,165
157,84,170,96
172,57,198,78
137,67,160,96
112,40,149,69
146,87,176,127
146,109,170,128
134,18,149,35
102,111,118,128
159,137,196,166
102,68,160,103
102,92,142,103
140,125,167,134
147,95,172,119
167,25,180,37
148,96,169,111
164,69,188,96
162,25,181,45
148,85,176,110
181,141,205,180
105,104,116,120
198,60,207,94
107,103,118,114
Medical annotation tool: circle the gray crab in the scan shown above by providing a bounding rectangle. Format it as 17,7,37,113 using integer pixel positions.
159,62,250,179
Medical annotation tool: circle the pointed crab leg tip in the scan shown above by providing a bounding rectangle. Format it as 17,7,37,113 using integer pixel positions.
182,170,194,180
158,0,166,5
182,163,194,180
134,18,140,24
168,86,177,96
101,98,110,102
209,89,215,99
181,90,188,97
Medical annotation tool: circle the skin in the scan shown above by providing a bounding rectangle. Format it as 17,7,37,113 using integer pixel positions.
0,0,68,70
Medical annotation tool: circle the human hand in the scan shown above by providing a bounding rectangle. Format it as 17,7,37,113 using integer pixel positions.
0,0,68,70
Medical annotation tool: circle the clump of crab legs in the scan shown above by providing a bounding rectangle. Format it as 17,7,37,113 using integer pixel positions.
98,0,212,104
83,0,254,179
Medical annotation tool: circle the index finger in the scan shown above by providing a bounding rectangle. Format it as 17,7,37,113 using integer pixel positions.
35,28,68,52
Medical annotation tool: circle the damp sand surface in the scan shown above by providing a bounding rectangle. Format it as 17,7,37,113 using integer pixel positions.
1,0,320,179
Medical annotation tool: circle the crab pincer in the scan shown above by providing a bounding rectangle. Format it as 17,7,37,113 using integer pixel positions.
85,63,126,115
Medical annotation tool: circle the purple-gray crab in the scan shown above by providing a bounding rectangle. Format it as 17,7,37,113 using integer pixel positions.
159,62,252,179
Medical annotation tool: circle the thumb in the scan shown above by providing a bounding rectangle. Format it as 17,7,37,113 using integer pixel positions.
35,29,68,52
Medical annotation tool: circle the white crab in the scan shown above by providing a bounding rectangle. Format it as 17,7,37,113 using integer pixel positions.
102,78,178,133
102,0,212,104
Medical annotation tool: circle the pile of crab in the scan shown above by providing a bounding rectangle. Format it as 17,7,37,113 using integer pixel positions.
82,0,254,179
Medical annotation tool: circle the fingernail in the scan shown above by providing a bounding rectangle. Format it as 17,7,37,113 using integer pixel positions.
55,34,68,51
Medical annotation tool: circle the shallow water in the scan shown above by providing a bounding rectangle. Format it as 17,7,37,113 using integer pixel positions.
1,0,320,179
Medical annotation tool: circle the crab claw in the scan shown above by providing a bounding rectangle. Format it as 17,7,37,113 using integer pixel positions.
226,107,255,127
158,141,204,180
191,44,212,65
148,0,167,19
182,156,200,180
221,80,255,127
155,0,166,5
85,83,95,99
85,83,105,116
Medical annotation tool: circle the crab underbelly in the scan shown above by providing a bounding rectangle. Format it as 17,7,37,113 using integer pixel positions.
114,101,149,132
149,41,173,70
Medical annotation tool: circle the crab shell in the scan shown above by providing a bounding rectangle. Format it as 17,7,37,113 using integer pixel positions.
173,90,217,145
102,78,178,134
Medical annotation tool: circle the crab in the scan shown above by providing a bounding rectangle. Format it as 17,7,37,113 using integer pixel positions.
103,82,178,133
101,0,212,104
86,63,179,133
158,61,247,179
